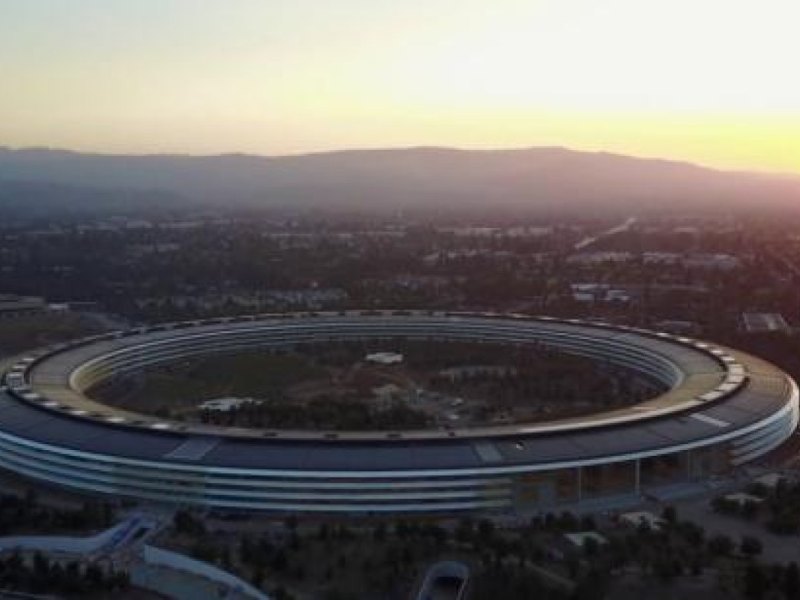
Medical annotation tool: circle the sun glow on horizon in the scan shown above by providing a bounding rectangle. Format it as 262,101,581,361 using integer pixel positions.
0,0,799,173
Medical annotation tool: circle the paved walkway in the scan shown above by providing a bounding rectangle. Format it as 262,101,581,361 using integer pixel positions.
131,563,256,600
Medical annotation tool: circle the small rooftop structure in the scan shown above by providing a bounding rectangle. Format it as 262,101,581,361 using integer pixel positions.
198,397,260,412
564,531,608,548
569,283,630,304
619,511,664,531
372,383,404,399
724,492,764,506
573,292,595,303
365,352,403,365
753,473,787,489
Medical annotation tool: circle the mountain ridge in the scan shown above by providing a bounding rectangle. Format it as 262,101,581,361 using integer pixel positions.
0,145,798,214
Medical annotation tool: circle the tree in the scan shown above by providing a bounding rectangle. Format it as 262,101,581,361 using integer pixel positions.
455,518,474,544
784,562,800,600
708,534,734,556
271,549,289,573
741,500,760,520
325,589,353,600
394,520,410,539
661,505,677,525
173,509,205,536
250,566,264,589
289,532,301,551
477,518,495,540
85,564,104,588
425,524,448,547
580,515,597,531
373,522,387,542
24,488,38,508
740,536,763,559
285,515,298,532
744,563,768,600
711,496,737,514
273,585,296,600
401,544,414,566
583,536,600,557
678,520,705,546
190,539,219,563
558,511,578,532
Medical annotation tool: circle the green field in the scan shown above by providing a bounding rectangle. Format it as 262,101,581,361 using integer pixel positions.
105,351,327,409
93,340,659,431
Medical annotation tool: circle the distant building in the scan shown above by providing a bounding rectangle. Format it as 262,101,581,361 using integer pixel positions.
642,252,741,271
672,226,700,235
642,252,681,265
684,253,740,271
605,289,630,303
0,295,47,319
742,312,789,334
437,226,498,237
567,251,633,265
65,301,100,312
753,473,786,490
723,492,764,506
573,292,595,303
569,283,630,304
365,352,404,365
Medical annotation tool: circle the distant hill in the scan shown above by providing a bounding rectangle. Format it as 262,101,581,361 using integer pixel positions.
0,146,798,214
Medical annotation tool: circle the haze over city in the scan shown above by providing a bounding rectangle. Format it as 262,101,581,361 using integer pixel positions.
2,0,799,174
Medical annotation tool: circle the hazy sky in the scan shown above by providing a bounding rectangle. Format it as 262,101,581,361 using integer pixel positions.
1,0,799,173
